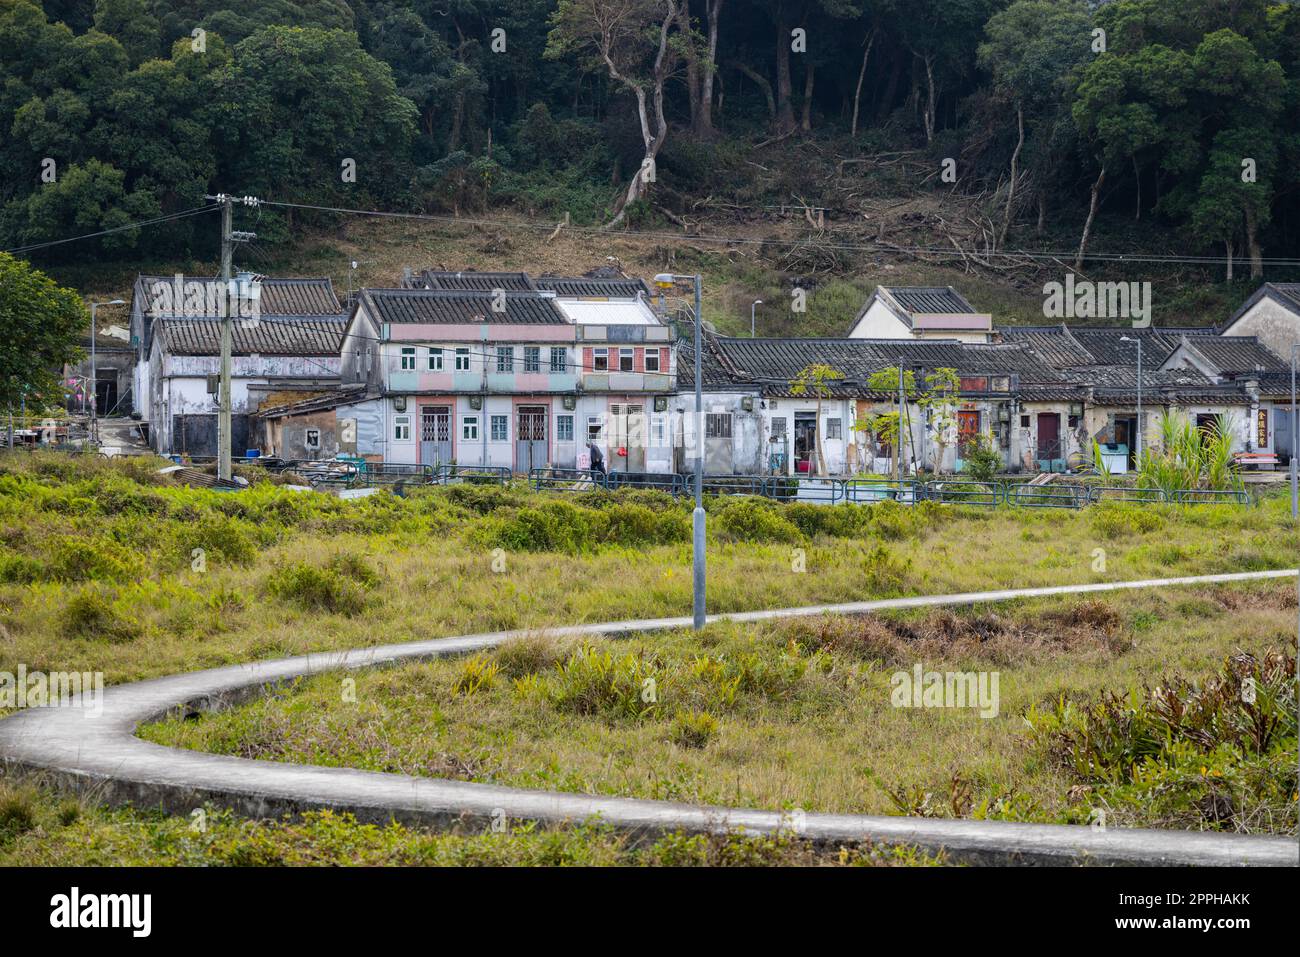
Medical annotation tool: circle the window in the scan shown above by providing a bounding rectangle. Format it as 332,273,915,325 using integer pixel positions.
461,416,479,441
771,417,788,439
304,428,321,450
496,346,514,372
587,415,604,440
1067,415,1080,429
619,348,634,372
593,348,608,372
644,349,661,373
550,348,567,373
1020,414,1030,428
651,414,666,445
400,347,416,371
557,414,574,442
706,413,732,438
428,348,444,371
394,416,411,440
522,346,540,372
490,415,508,442
826,418,843,440
455,348,471,371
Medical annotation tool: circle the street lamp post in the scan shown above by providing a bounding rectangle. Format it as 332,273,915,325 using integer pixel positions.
87,299,126,445
656,273,706,630
750,299,762,337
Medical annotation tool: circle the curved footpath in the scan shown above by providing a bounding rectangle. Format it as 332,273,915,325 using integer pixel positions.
2,570,1297,866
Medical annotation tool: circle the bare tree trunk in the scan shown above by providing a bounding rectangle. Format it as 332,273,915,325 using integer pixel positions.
775,14,796,134
998,105,1024,251
732,61,776,119
921,55,937,144
814,396,827,476
800,61,815,131
1075,164,1107,271
1133,154,1141,220
697,0,724,136
1036,189,1047,235
603,3,677,228
1244,205,1263,279
850,31,876,138
1225,238,1234,283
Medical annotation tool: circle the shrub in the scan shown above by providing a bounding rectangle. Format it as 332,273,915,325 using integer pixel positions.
0,552,45,584
714,499,804,543
670,710,719,749
495,634,571,679
601,503,690,547
453,654,500,696
0,789,36,842
1091,502,1165,538
962,435,1004,483
479,500,604,553
785,502,870,539
1027,651,1297,832
549,645,662,720
59,587,142,642
264,561,369,616
47,535,142,583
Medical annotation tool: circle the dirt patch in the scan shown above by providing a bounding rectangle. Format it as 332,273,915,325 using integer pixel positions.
1205,583,1297,612
785,600,1129,667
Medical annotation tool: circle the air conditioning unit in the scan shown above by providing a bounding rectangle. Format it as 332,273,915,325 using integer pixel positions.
563,395,577,411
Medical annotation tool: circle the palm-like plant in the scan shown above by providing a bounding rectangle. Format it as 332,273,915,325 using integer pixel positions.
1136,412,1243,494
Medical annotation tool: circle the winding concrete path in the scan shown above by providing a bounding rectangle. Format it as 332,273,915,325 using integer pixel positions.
2,569,1297,866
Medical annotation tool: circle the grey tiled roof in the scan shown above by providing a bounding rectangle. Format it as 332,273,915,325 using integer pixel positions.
535,277,650,298
358,289,568,325
1179,336,1287,373
1002,325,1219,368
135,275,343,318
157,318,346,356
417,271,538,292
881,286,976,315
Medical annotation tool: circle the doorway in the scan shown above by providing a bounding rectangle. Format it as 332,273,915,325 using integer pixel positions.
1036,412,1061,468
516,405,548,472
420,405,452,467
95,378,118,416
794,412,817,473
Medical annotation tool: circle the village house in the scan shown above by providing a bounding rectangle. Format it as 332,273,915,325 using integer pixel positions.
128,273,348,456
846,286,994,343
319,271,675,471
1220,283,1300,361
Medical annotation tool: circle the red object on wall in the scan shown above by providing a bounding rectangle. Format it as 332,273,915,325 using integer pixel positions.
617,446,627,457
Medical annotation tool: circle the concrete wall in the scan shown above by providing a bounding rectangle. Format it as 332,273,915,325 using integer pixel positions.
1223,297,1300,359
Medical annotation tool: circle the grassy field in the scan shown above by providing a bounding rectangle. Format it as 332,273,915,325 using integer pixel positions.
0,452,1296,864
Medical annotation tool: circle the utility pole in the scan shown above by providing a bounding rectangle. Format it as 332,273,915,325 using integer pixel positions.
896,358,905,482
205,193,258,479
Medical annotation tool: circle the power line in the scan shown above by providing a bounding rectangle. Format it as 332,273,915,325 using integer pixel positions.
257,198,1300,269
2,205,219,255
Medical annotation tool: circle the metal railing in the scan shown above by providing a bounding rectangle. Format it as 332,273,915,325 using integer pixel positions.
843,478,922,504
357,464,437,487
923,480,1003,506
605,471,686,494
437,464,511,486
529,467,607,492
1171,488,1251,506
1086,486,1169,505
1003,482,1087,509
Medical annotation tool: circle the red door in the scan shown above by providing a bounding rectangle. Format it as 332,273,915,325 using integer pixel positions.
1036,413,1060,461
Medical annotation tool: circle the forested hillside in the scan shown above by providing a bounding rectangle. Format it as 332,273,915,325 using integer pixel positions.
3,0,1299,328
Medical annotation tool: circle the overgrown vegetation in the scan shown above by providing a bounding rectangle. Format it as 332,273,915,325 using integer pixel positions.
2,450,1296,863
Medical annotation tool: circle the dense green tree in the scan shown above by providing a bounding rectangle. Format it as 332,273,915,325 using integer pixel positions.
0,251,87,409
